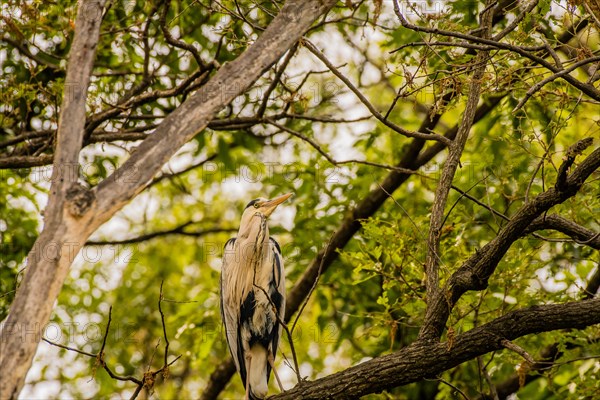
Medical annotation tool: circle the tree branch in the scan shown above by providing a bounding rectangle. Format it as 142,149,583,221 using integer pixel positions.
303,39,453,145
421,141,600,340
86,225,237,246
420,0,494,340
0,1,106,397
269,298,600,399
525,214,600,250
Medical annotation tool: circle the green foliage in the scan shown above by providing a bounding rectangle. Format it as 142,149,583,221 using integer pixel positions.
0,170,40,320
2,0,599,399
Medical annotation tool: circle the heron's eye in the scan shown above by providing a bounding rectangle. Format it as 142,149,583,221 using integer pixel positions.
254,203,260,209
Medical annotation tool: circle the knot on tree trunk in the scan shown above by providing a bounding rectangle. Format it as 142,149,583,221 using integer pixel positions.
555,137,594,191
66,183,95,217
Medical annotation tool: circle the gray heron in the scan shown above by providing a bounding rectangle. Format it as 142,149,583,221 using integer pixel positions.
220,193,292,399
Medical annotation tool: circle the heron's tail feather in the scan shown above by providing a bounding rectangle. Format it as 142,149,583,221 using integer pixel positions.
248,345,268,399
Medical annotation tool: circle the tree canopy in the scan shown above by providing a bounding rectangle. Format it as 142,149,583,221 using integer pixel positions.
1,0,599,399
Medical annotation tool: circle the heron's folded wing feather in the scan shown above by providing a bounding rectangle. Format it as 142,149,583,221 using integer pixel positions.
221,238,242,373
269,237,286,364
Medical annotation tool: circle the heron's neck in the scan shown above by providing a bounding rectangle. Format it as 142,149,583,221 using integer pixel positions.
238,214,270,246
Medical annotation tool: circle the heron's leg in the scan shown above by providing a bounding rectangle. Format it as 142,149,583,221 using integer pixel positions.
244,353,252,400
268,351,284,392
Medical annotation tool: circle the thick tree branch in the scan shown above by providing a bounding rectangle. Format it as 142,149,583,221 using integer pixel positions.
269,298,600,399
525,214,600,250
0,1,106,398
420,1,494,338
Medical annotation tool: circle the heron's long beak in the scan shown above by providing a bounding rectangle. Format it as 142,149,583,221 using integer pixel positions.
262,193,293,216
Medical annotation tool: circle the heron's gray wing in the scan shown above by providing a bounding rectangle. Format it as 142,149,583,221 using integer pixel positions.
220,238,242,374
268,237,286,369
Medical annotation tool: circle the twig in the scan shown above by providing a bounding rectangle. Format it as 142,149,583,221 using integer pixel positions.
129,385,144,400
258,44,298,117
389,40,494,53
98,305,113,364
513,57,600,112
267,119,418,176
434,377,471,400
449,185,509,221
159,1,207,70
42,337,96,359
538,31,563,70
492,0,539,41
252,283,301,385
86,225,237,246
441,175,492,230
500,339,535,365
158,281,170,369
303,40,452,145
291,236,332,337
42,307,143,386
477,356,499,400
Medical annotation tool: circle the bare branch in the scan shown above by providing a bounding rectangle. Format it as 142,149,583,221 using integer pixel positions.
86,225,237,246
303,40,453,145
501,339,536,365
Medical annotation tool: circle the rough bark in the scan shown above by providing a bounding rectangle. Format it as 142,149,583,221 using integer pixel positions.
421,0,494,340
0,1,106,397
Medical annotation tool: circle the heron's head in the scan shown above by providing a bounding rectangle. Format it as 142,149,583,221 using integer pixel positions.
237,193,293,238
243,193,293,218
